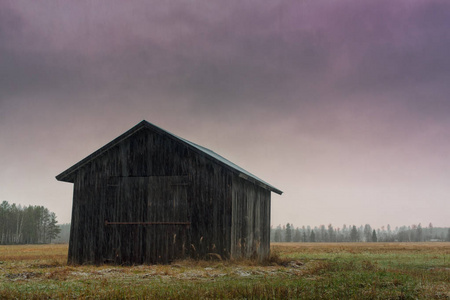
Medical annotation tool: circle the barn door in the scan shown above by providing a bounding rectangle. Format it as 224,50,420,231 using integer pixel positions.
145,176,190,264
105,176,190,264
105,177,148,264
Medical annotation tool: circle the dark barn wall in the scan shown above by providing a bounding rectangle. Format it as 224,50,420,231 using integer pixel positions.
190,159,232,260
67,128,233,264
231,176,271,261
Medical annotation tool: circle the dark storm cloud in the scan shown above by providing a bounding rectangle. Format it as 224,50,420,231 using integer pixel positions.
0,3,107,105
3,0,450,105
1,1,332,114
335,3,450,95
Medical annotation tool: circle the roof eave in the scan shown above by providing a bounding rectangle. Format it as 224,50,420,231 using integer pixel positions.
55,120,283,195
238,173,283,195
55,121,150,182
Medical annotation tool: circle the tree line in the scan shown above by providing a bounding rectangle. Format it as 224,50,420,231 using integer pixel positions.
271,223,450,243
53,223,71,244
0,201,61,244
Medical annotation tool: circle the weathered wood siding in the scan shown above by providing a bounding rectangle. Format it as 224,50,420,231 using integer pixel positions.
67,127,233,264
230,176,271,261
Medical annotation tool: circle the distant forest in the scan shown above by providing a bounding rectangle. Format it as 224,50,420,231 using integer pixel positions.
55,223,450,245
2,199,449,245
271,223,450,243
0,201,61,244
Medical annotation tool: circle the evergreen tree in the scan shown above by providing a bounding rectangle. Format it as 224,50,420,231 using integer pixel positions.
372,229,377,242
285,223,292,242
319,225,327,242
446,228,450,242
306,226,311,241
274,226,282,242
328,224,335,242
46,212,61,243
416,223,423,242
350,225,359,242
398,226,409,242
293,228,301,242
310,230,316,242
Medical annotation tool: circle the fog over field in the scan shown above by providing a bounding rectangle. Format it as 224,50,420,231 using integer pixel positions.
1,1,450,228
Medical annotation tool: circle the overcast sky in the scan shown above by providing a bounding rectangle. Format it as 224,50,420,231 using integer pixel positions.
1,0,449,229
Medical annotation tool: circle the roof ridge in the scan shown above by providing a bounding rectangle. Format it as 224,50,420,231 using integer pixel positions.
56,120,282,195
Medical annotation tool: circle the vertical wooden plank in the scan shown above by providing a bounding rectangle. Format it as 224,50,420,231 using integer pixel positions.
145,176,189,263
230,175,271,261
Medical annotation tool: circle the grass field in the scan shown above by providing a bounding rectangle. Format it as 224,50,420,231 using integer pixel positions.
0,243,449,299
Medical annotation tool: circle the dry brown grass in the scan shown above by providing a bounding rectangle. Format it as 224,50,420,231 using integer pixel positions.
0,244,68,262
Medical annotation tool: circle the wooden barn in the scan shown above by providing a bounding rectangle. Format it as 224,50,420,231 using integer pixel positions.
56,121,282,265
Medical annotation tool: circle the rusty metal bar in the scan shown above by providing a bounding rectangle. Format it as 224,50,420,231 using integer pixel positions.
105,221,191,226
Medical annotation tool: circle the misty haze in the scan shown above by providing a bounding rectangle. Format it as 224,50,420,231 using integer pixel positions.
0,1,449,298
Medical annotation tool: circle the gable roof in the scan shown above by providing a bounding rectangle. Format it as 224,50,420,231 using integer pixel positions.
56,120,283,195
